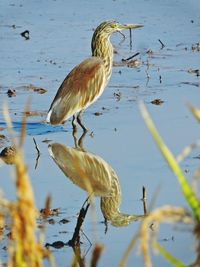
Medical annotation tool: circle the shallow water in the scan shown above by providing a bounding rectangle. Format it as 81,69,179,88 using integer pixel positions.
0,0,200,266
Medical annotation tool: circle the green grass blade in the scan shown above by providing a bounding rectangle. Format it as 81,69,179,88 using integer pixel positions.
139,102,200,222
153,240,186,267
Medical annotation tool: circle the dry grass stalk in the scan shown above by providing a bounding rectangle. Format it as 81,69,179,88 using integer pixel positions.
1,104,52,267
139,206,193,267
119,206,193,267
0,203,6,241
139,102,200,222
90,244,104,267
176,139,200,163
6,150,44,267
192,168,200,195
188,104,200,122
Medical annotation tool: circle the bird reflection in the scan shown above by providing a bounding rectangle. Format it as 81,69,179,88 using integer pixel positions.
48,138,144,227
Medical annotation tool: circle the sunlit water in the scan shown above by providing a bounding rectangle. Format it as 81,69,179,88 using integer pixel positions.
0,0,200,266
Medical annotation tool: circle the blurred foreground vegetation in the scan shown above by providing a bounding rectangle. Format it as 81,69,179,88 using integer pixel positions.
0,103,200,267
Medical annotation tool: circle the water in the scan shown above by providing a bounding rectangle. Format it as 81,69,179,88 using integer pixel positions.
0,0,200,266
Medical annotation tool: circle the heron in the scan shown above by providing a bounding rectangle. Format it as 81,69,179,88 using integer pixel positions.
46,21,143,131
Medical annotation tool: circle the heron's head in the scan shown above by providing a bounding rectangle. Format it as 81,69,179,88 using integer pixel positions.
94,20,143,37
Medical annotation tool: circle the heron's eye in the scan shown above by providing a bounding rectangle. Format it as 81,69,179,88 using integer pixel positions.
109,22,116,29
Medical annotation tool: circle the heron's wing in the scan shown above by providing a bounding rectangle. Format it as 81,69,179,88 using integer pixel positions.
48,143,117,196
47,57,106,125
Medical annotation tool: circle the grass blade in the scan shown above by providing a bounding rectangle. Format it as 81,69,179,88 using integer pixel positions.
153,240,186,267
139,102,200,222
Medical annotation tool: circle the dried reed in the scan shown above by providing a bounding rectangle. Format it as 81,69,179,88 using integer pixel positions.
0,104,53,267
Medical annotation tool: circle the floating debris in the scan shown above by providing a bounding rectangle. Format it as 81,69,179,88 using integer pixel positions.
42,138,52,143
49,59,57,65
93,112,103,116
122,52,140,62
33,87,47,94
20,30,30,40
192,42,200,52
59,218,69,224
188,69,200,77
45,241,66,249
19,84,47,94
48,219,55,225
114,52,141,67
121,52,141,68
158,39,165,49
181,82,200,88
7,89,16,97
193,155,200,160
146,49,154,56
40,208,59,217
23,111,46,117
127,59,141,68
113,91,122,101
151,99,164,105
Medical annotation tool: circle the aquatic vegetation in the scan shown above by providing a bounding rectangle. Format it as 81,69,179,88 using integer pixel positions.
1,102,200,267
0,105,53,267
119,103,200,267
140,102,200,222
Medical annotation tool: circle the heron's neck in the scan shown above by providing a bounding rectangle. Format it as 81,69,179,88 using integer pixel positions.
91,34,113,81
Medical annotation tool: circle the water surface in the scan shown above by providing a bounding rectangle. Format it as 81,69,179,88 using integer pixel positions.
0,0,200,266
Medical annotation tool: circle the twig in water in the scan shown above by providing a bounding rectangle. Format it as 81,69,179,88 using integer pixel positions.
158,39,165,49
145,59,151,86
145,70,150,86
68,200,90,247
122,52,140,62
33,137,40,155
141,186,147,215
129,28,132,49
33,137,41,169
157,67,162,84
142,186,146,200
20,30,30,40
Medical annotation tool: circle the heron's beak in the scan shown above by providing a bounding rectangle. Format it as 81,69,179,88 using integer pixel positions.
119,24,144,30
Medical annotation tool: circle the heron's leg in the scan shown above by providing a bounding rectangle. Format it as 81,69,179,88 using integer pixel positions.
72,115,77,132
77,110,88,133
72,131,79,149
78,130,87,151
72,115,79,147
